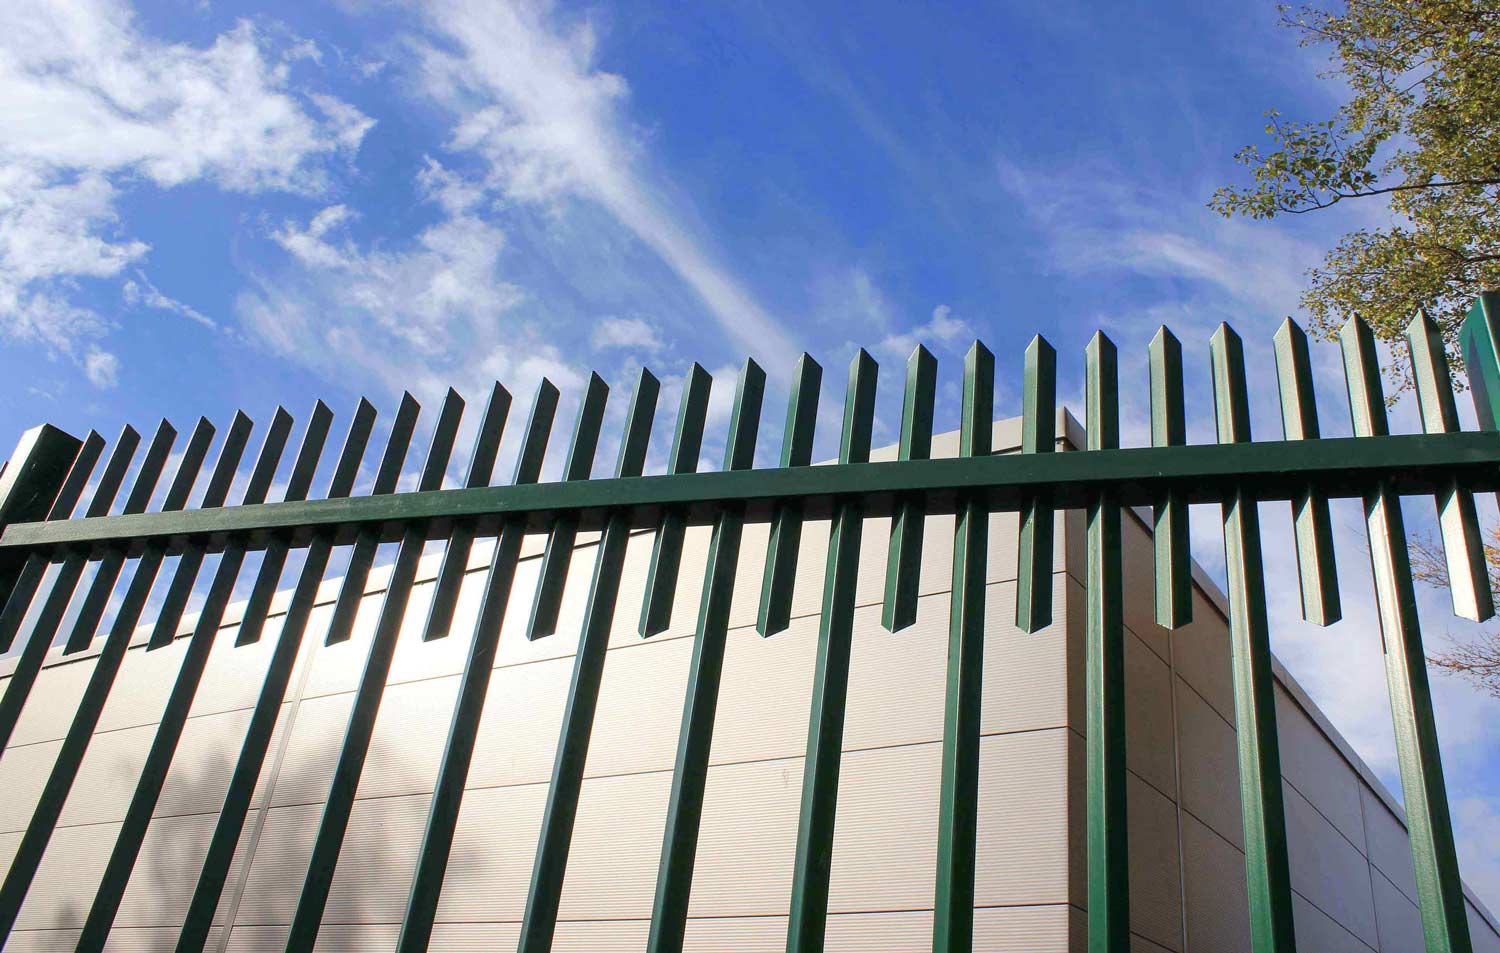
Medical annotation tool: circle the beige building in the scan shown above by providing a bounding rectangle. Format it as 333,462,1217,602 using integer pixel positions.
0,413,1497,951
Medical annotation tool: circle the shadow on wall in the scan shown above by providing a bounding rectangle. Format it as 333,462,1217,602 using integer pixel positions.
16,728,485,951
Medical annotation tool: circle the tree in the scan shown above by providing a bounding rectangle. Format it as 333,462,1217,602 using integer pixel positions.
1211,0,1500,368
1214,1,1500,695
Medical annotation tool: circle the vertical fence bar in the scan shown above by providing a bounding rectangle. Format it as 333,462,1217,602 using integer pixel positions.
0,424,83,615
323,393,422,646
2,425,139,684
397,382,556,953
526,374,610,641
397,381,553,951
519,369,665,953
0,416,226,944
78,409,332,949
757,354,821,637
0,425,138,758
286,391,466,950
786,348,877,953
149,413,255,649
1210,324,1298,953
234,402,336,646
1017,335,1056,632
1272,319,1341,626
933,341,993,953
60,421,179,654
422,382,512,641
645,360,766,953
1148,328,1191,628
1084,332,1130,953
882,345,935,632
1406,312,1493,622
1341,316,1473,953
641,364,712,637
175,400,376,953
0,429,103,654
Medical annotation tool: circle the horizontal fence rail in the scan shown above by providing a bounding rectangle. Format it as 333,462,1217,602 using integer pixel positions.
0,294,1498,953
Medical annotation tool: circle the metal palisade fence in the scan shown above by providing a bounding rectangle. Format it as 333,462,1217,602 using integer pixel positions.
1,296,1500,953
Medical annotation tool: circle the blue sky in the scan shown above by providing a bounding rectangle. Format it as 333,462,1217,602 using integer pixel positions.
2,0,1498,910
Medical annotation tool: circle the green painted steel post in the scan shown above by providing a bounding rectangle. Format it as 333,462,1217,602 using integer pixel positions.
1272,319,1341,626
0,427,97,654
1148,328,1191,628
786,348,877,953
0,424,82,615
641,364,712,637
397,382,556,953
518,369,663,953
882,345,936,633
527,374,611,640
286,391,465,951
1210,324,1298,953
757,354,822,637
933,341,993,953
645,360,766,953
1342,316,1473,953
4,425,141,681
1016,335,1056,633
1084,332,1129,953
1409,312,1494,622
77,410,327,950
175,400,376,953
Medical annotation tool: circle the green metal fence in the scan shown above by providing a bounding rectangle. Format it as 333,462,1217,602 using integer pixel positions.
1,296,1499,953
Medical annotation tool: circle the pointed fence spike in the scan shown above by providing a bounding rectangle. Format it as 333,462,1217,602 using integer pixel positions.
236,401,336,646
756,353,822,637
882,345,936,632
324,393,422,646
62,419,177,654
1147,327,1191,629
640,363,714,637
527,373,610,640
786,348,876,952
1210,322,1299,952
148,412,254,650
423,382,513,642
932,340,993,950
1017,334,1057,633
1406,312,1492,622
174,397,376,953
1273,318,1342,626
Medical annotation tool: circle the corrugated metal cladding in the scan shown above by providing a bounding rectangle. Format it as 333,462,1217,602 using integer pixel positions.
0,419,1496,953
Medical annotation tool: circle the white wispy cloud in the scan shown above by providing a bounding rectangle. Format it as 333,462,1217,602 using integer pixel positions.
122,272,216,329
877,304,973,360
0,0,371,384
592,316,664,353
408,0,797,369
